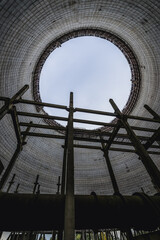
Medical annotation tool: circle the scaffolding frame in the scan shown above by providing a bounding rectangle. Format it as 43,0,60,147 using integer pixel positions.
0,85,160,240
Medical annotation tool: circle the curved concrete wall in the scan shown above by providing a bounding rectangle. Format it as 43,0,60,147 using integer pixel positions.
0,0,160,194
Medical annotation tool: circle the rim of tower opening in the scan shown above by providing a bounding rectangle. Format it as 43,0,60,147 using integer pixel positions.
33,28,141,134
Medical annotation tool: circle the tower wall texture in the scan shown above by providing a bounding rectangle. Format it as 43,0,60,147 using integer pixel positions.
0,0,160,194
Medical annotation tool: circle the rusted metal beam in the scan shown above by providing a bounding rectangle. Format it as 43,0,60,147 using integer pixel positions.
19,122,66,131
14,98,68,110
33,175,39,194
74,106,160,123
144,104,160,120
74,107,116,117
0,85,29,120
104,121,121,151
64,92,75,240
21,131,151,142
99,128,120,194
0,97,9,101
9,96,160,124
10,106,23,145
21,132,66,140
73,118,116,127
73,144,160,155
7,174,16,193
19,121,156,133
73,144,101,150
102,147,119,194
126,115,160,123
61,133,68,195
110,99,160,190
144,105,160,149
144,126,160,150
56,176,61,195
17,111,68,122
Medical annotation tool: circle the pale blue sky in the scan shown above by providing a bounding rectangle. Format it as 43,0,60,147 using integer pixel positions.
40,36,131,129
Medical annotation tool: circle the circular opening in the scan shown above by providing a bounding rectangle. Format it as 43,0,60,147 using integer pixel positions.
33,29,140,131
39,36,131,129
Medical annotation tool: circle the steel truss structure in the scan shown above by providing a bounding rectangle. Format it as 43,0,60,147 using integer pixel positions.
0,85,160,240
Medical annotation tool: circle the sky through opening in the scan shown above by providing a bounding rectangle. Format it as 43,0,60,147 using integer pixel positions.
40,36,131,129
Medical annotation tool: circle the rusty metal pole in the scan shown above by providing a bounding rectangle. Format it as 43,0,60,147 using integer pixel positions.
33,175,39,194
61,136,68,195
64,92,75,240
110,99,160,190
6,173,16,193
102,149,120,194
56,176,61,195
100,132,120,194
57,136,68,240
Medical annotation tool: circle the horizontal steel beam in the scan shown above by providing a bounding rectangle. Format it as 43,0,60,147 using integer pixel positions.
74,107,116,117
14,99,68,110
0,193,160,231
19,121,156,133
21,131,151,142
73,144,160,155
17,111,68,122
21,132,66,140
0,97,9,101
20,126,159,148
17,111,160,127
19,122,66,131
11,98,160,123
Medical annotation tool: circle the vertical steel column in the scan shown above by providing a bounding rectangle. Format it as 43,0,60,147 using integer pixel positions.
33,175,39,194
61,134,68,195
144,104,160,148
102,147,119,194
100,135,120,194
57,137,68,240
0,85,29,120
56,176,61,194
0,123,32,190
110,99,160,190
7,173,16,193
64,92,75,240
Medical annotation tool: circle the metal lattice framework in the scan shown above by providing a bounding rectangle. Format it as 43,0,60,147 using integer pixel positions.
0,85,160,240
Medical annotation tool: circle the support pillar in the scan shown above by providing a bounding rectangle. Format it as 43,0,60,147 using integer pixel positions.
33,175,39,194
100,134,120,194
102,148,119,194
110,99,160,190
64,92,75,240
61,135,68,195
56,176,61,194
7,173,16,193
